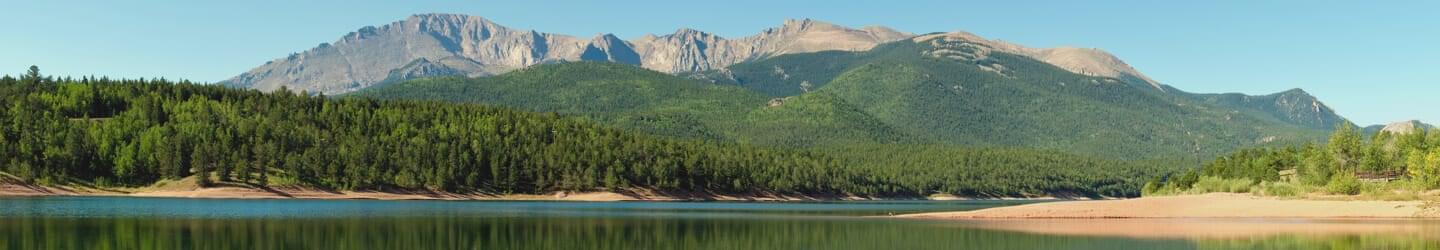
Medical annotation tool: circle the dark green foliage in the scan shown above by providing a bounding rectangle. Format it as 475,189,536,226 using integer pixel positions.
0,74,853,194
1148,123,1440,193
824,145,1168,197
1187,89,1350,130
756,41,1327,160
1198,147,1298,184
355,62,768,141
0,69,1161,197
364,46,1329,162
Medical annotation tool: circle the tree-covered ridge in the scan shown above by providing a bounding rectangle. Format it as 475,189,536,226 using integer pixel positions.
354,62,769,141
363,47,1329,161
0,67,1159,197
717,41,1330,160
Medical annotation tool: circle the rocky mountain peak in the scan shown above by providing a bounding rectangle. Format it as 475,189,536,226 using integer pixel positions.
227,13,1173,96
1380,120,1433,134
669,28,720,39
915,32,1165,92
581,33,640,65
226,14,918,94
778,18,839,31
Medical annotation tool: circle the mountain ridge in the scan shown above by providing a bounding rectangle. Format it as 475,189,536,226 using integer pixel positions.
224,13,1166,98
224,13,915,94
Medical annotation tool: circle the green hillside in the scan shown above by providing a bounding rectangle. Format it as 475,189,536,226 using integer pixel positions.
0,69,1160,197
704,39,1332,160
363,40,1331,161
356,62,769,140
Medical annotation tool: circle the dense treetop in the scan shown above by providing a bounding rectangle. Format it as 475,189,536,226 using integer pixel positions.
0,66,1161,197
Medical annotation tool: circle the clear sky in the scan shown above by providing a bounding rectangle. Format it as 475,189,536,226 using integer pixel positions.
2,0,1435,125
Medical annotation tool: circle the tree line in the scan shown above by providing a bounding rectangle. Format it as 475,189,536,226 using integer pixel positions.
1145,122,1440,195
1,66,1162,197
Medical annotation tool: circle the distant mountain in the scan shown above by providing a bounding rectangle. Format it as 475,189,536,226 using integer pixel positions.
355,38,1334,160
690,32,1348,131
1364,120,1435,135
258,13,1351,160
223,14,910,94
714,37,1334,158
1186,88,1348,130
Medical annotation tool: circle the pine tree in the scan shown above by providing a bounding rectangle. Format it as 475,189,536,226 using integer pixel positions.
24,65,40,85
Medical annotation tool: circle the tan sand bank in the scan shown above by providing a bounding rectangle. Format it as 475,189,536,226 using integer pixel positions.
934,218,1440,239
900,193,1440,219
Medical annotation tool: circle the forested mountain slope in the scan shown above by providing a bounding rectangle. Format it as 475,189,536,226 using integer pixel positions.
0,69,1161,197
361,38,1333,160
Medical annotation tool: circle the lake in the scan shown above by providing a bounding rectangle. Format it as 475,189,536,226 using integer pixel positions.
1,197,1437,249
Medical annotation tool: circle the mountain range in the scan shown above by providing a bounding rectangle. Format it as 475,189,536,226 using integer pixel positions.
226,13,1365,161
224,13,1160,96
223,14,912,93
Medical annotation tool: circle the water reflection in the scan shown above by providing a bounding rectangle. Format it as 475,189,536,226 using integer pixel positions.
0,197,1437,249
1,216,1194,250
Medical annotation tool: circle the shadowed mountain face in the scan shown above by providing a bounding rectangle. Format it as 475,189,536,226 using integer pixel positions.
222,14,913,94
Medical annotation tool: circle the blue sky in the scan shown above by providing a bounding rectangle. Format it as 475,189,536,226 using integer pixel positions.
2,0,1435,125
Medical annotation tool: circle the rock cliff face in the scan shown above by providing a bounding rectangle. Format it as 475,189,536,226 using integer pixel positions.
225,14,594,93
224,14,912,94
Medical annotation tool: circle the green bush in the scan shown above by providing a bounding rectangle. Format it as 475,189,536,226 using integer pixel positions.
1142,181,1187,197
1326,174,1362,195
1256,181,1300,197
1190,176,1253,193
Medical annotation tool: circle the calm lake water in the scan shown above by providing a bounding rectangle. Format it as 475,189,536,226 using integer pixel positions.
0,197,1437,249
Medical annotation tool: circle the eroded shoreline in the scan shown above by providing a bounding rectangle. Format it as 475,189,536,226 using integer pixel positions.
0,181,1080,202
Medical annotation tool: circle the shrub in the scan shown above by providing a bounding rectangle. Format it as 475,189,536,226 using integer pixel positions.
1326,174,1362,195
1142,181,1187,197
1406,149,1440,189
1190,176,1253,193
1256,181,1300,197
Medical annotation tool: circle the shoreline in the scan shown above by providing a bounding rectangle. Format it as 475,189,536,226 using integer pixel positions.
919,218,1440,239
898,193,1440,219
0,181,1081,202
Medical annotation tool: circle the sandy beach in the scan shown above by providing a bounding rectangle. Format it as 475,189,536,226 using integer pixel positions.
930,218,1440,239
899,193,1440,219
897,193,1440,239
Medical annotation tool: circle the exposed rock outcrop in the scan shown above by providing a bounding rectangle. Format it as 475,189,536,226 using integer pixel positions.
224,14,912,94
912,32,1166,92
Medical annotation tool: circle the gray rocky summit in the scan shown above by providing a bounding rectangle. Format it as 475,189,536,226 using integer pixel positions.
223,14,915,94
